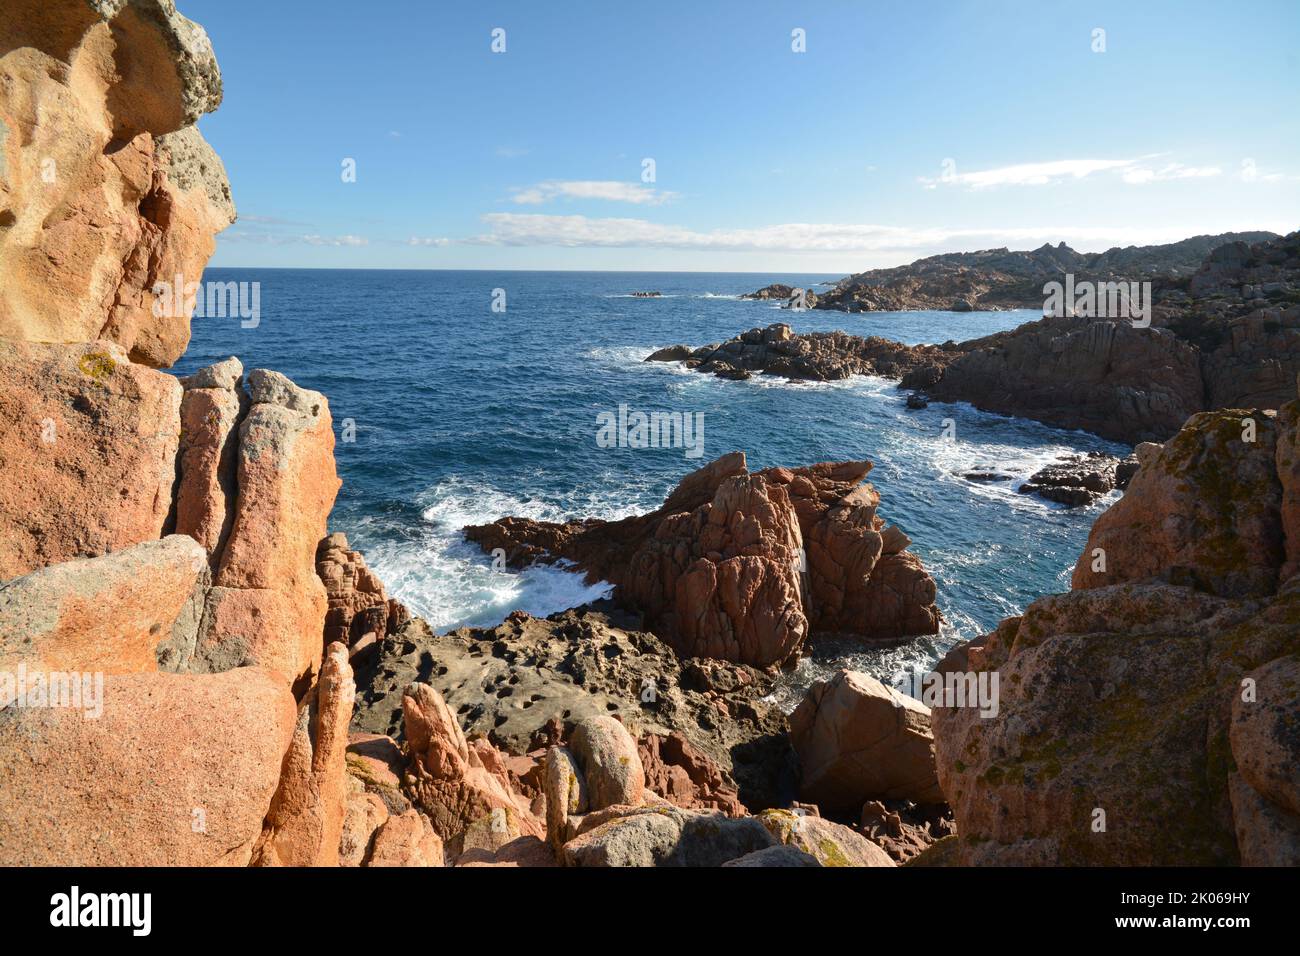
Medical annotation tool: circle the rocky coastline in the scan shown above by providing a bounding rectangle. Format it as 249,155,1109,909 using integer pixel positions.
651,231,1300,445
1,0,1296,871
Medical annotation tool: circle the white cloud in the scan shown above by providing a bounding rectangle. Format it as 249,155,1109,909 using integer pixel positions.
222,231,368,247
920,156,1225,189
464,213,1226,253
1120,163,1221,184
408,236,450,246
509,180,677,205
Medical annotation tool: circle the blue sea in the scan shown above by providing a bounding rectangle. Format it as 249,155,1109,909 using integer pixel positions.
178,269,1128,706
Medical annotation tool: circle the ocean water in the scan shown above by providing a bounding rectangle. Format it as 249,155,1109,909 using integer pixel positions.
177,268,1128,706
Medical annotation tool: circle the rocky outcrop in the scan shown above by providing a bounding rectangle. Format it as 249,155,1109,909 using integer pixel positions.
790,670,944,813
0,665,296,865
775,233,1276,314
0,340,182,579
175,357,244,562
190,369,341,687
464,453,940,669
0,0,236,368
316,532,410,651
647,322,954,384
399,682,545,853
251,642,354,866
0,535,207,674
352,605,797,813
931,393,1300,865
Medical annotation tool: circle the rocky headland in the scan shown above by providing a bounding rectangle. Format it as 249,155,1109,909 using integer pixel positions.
654,231,1300,444
746,233,1278,313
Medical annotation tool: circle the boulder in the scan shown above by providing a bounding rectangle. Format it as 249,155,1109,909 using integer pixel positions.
544,746,587,852
0,0,235,368
790,670,943,811
721,845,820,867
0,341,181,579
1072,409,1283,598
757,809,896,867
0,666,296,865
570,716,645,811
561,805,776,867
0,535,206,674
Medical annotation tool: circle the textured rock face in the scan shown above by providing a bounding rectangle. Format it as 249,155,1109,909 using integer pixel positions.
932,398,1300,865
0,0,235,368
0,666,296,866
931,317,1203,444
465,453,939,668
1072,409,1283,599
400,682,544,848
0,340,181,579
790,670,944,812
353,606,797,812
316,532,408,648
191,370,340,686
0,535,206,673
252,643,355,867
175,357,244,561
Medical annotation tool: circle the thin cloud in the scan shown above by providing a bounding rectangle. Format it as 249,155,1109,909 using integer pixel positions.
408,236,450,247
509,180,677,206
463,213,1231,253
920,156,1224,189
222,231,368,247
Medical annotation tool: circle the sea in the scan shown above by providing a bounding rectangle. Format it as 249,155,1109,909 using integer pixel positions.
176,269,1129,708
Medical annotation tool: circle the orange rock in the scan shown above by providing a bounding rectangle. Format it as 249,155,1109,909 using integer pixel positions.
0,535,207,674
0,341,181,578
0,0,234,368
252,642,355,867
0,666,295,866
401,682,544,845
367,810,445,867
191,370,340,687
175,358,244,561
790,669,943,811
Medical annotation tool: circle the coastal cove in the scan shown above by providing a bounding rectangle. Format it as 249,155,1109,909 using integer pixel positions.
175,268,1128,703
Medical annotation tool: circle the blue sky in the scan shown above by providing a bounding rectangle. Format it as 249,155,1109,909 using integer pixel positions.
189,0,1300,272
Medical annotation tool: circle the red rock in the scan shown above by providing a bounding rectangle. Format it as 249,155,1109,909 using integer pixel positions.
366,810,444,867
0,535,206,674
465,453,940,668
790,669,943,811
0,341,181,579
638,732,744,815
251,642,355,867
0,666,296,866
0,1,233,368
1072,409,1284,598
401,683,544,845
